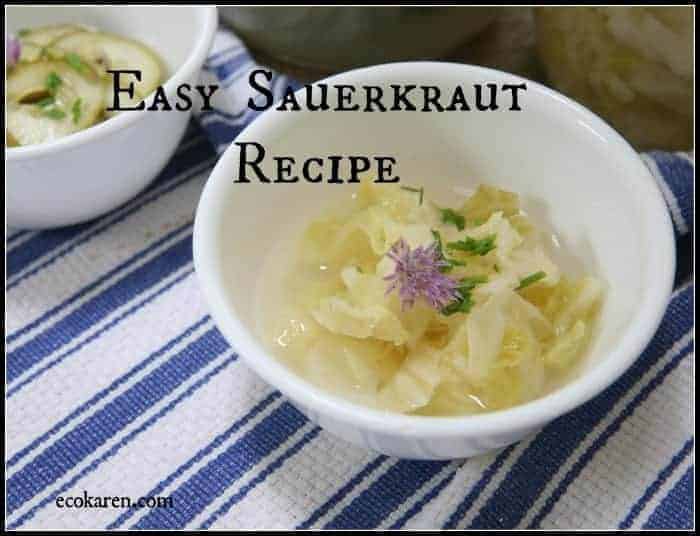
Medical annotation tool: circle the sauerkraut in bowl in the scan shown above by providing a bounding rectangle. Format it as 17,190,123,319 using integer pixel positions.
194,61,674,458
259,181,603,416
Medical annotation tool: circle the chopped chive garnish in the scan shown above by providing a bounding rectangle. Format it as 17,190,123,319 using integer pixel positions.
441,275,488,316
447,258,466,269
45,71,62,94
71,98,83,124
400,185,424,206
432,229,466,273
447,234,496,256
460,275,489,289
43,108,66,120
35,96,55,108
516,271,547,290
65,52,85,73
18,29,31,37
432,229,443,250
439,207,465,231
442,293,474,316
431,229,449,272
493,264,500,273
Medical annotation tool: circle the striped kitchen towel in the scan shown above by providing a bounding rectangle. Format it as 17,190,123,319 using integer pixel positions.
5,27,694,530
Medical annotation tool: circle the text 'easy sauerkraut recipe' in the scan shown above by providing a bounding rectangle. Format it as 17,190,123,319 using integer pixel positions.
260,182,603,416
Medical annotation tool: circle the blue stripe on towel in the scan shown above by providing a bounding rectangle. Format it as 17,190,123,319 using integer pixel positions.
643,466,694,529
297,455,389,529
644,152,694,286
107,391,282,529
325,460,451,529
7,327,231,515
6,229,29,245
526,340,693,528
214,50,253,84
132,402,309,529
620,437,694,528
197,110,251,152
8,354,237,529
8,233,194,384
442,445,516,529
648,151,693,230
7,315,211,468
205,43,244,66
7,268,195,398
198,427,322,529
7,221,192,345
390,462,461,528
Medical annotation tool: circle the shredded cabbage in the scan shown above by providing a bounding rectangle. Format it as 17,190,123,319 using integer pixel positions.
536,7,692,150
266,182,603,415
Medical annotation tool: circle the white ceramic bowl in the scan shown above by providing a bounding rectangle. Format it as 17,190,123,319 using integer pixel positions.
6,5,217,229
193,62,675,459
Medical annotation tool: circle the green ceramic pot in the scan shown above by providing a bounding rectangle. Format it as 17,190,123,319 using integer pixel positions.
220,7,496,76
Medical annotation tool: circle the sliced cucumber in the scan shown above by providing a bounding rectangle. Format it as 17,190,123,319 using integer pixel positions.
18,24,86,47
7,25,163,146
17,41,43,63
54,31,163,99
17,42,91,66
17,25,86,63
6,62,104,146
7,103,75,146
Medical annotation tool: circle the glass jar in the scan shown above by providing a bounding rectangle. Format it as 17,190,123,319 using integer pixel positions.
536,7,693,151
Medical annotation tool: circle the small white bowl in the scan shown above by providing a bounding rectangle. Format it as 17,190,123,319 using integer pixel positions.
193,62,675,459
6,5,217,229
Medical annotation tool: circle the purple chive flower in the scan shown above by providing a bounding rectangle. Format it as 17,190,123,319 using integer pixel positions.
384,238,460,311
6,35,21,67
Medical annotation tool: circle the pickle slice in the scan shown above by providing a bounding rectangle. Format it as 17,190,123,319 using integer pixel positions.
16,24,86,63
54,31,163,100
6,62,104,146
7,25,163,146
17,41,43,63
18,24,85,47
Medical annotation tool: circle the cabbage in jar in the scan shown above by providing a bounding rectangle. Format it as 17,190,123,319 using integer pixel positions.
260,182,603,416
535,7,692,151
